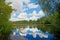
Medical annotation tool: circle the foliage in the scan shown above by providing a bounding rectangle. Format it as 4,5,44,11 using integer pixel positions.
0,0,13,40
38,0,60,15
38,0,60,39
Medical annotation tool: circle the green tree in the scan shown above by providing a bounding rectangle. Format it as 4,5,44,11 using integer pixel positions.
38,0,60,40
0,0,13,40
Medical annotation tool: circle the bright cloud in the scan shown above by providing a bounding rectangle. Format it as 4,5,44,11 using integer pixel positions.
23,0,30,4
5,0,45,21
28,3,39,9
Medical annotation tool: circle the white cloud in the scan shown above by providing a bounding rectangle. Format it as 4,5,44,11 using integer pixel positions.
28,11,37,16
28,10,45,16
29,16,38,21
18,12,27,19
38,10,45,16
5,0,45,21
5,0,25,12
23,0,30,4
9,12,30,21
28,3,39,9
28,10,45,21
9,10,45,21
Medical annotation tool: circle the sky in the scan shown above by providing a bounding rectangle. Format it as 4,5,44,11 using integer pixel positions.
5,0,45,21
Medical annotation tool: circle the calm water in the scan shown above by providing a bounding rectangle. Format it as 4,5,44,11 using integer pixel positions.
12,27,54,40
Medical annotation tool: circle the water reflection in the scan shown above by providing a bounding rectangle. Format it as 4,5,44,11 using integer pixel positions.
12,26,54,40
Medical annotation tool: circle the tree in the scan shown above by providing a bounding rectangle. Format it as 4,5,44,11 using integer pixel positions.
0,0,13,40
38,0,60,15
38,0,60,40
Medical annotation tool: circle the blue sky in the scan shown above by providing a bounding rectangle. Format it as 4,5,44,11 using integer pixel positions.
5,0,45,21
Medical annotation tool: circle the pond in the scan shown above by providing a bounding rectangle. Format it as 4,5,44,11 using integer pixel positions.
10,26,54,40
